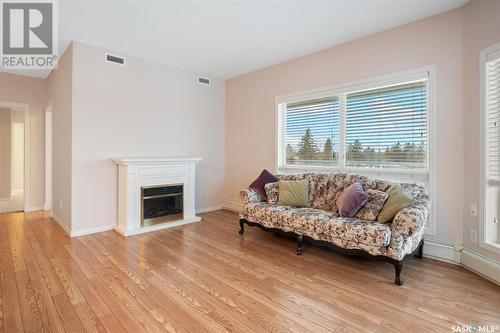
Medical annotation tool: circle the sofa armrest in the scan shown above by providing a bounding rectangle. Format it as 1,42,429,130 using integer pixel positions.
391,201,429,237
240,188,263,204
388,200,429,254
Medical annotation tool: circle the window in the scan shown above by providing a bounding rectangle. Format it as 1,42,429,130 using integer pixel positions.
277,70,430,180
346,81,427,170
284,97,339,167
482,45,500,251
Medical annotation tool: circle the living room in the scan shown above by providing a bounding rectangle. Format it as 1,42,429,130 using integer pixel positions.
0,0,499,332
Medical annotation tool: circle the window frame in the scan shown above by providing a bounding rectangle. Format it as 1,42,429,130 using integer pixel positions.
276,67,433,182
479,42,500,254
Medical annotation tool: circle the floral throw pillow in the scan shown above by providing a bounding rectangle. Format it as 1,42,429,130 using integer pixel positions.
264,182,279,204
355,189,389,221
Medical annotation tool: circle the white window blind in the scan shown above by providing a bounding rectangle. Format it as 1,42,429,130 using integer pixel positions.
345,80,428,170
284,97,339,167
487,51,500,187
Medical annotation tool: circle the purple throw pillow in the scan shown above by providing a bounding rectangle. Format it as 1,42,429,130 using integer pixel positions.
249,169,279,200
336,182,368,218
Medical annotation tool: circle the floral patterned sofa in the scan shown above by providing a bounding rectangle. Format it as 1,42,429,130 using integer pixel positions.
238,173,429,285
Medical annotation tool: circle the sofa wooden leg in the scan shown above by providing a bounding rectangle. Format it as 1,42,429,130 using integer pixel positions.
394,261,404,286
238,219,245,235
296,235,303,255
415,240,424,259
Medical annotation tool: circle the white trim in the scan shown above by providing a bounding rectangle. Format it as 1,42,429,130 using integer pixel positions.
51,213,71,236
0,204,24,213
71,225,116,237
223,199,244,212
115,216,201,236
479,42,500,255
426,67,438,237
195,205,223,214
44,106,52,211
24,206,44,212
461,248,500,285
423,239,461,265
421,239,499,285
112,157,201,165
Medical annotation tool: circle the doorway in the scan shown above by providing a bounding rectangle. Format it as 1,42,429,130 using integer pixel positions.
0,102,28,213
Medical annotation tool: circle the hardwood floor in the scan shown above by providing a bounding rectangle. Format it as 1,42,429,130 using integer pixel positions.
0,210,498,333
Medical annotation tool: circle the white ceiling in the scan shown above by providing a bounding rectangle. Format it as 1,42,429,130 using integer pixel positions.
3,0,468,79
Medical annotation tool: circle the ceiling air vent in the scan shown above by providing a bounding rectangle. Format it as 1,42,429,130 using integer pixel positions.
198,76,210,85
105,53,125,65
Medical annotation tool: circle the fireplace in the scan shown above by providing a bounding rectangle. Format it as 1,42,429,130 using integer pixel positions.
113,157,200,236
141,184,183,227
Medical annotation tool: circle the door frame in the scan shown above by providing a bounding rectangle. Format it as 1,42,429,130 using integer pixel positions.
44,105,52,211
0,101,29,212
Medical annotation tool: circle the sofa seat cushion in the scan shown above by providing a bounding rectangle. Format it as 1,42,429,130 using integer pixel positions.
241,203,392,247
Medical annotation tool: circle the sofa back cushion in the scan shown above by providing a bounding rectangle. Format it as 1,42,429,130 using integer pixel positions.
274,173,426,213
264,182,279,204
355,189,389,221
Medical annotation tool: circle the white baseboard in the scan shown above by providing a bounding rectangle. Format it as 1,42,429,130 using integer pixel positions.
423,239,499,285
51,213,71,236
460,248,500,285
223,199,243,212
196,205,223,214
0,205,24,213
423,239,461,265
25,206,45,212
71,224,116,237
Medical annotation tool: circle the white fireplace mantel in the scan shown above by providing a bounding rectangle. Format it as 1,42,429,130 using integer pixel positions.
112,157,202,236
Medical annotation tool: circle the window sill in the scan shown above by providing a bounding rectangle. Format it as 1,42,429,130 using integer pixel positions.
480,241,500,256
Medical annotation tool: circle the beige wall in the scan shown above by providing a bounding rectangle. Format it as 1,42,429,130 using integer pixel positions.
47,44,73,229
225,9,464,245
70,42,225,233
0,73,46,209
462,0,500,261
0,109,11,198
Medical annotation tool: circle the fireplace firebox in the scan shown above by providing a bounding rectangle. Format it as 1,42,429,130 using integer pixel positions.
141,184,183,227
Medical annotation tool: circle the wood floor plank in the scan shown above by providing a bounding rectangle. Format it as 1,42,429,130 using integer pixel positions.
0,215,24,332
0,210,498,333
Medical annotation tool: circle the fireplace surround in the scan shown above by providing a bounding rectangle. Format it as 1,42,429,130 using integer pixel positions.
112,157,201,236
